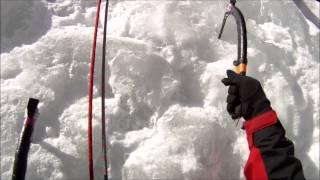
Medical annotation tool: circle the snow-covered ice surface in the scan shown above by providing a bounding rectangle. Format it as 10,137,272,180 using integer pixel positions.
1,0,319,179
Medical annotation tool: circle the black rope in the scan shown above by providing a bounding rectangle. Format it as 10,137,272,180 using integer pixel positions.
101,0,109,179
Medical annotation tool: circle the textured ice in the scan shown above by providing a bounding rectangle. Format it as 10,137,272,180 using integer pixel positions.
1,0,319,180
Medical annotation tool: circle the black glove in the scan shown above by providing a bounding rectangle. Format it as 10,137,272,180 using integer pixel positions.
221,70,271,120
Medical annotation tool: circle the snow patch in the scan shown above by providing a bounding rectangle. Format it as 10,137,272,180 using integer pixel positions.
1,1,319,180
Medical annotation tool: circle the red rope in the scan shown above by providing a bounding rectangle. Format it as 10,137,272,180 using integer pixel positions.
88,0,102,179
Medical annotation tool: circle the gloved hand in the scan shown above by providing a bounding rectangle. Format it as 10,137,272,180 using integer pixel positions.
221,70,271,120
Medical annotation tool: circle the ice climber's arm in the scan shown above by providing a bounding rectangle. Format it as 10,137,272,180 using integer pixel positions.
221,70,305,180
243,110,305,180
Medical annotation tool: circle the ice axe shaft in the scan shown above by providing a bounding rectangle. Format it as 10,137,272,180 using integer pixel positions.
12,98,39,180
218,0,248,76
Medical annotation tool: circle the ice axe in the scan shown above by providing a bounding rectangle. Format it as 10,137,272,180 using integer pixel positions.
12,98,39,180
218,0,247,76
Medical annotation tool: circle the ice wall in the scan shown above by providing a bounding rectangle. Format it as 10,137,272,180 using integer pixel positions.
0,0,52,53
1,0,319,180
